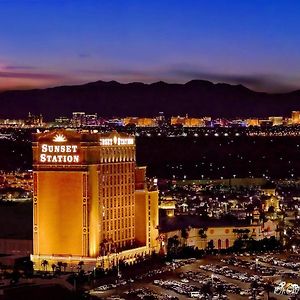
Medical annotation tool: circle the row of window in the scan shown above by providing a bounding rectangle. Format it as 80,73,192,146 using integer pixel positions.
102,228,135,243
102,217,134,231
100,162,135,174
101,185,135,197
100,174,135,184
102,197,134,209
103,207,134,220
100,147,136,163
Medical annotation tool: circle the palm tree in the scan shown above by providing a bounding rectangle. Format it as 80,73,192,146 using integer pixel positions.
264,281,273,300
57,261,63,273
199,227,208,239
51,263,56,273
41,259,49,271
78,260,84,271
201,281,213,298
250,281,259,300
181,228,189,246
62,262,68,273
167,235,180,257
207,240,215,253
216,284,226,298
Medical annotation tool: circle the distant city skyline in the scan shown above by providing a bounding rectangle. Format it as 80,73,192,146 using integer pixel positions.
1,1,300,92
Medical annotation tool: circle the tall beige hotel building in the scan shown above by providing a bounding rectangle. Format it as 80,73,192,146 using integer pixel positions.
31,130,159,270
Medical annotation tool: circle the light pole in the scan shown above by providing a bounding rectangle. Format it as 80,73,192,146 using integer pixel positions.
117,251,121,281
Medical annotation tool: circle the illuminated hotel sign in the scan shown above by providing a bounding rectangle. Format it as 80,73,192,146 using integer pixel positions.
39,134,80,163
99,137,134,146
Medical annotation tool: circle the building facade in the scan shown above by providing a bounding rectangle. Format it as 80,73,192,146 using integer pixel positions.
159,222,278,253
31,130,159,270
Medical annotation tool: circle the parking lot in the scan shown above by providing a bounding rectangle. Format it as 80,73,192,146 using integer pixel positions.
88,254,300,300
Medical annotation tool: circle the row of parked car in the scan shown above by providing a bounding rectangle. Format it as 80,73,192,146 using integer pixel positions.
179,270,242,295
257,255,300,271
221,257,278,275
124,287,178,300
136,258,196,280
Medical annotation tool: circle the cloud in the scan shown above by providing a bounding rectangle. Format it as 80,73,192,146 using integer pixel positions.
0,71,67,80
78,66,298,92
78,68,146,76
158,66,300,93
77,68,160,83
78,53,91,59
170,69,262,86
4,65,37,70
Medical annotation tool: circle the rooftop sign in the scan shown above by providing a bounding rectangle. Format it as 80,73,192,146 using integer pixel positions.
38,134,80,164
99,137,134,146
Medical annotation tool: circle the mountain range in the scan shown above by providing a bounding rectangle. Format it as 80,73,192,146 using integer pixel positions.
0,80,299,120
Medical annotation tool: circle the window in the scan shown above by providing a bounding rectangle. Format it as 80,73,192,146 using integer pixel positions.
225,239,229,248
218,239,222,249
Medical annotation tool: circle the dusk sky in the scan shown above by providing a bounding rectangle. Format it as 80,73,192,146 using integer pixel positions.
1,0,300,92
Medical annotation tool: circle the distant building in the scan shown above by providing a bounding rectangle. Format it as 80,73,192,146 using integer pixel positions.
25,112,43,126
159,196,176,217
246,118,259,127
72,112,86,127
269,116,283,126
123,117,157,127
259,119,273,127
54,116,71,126
85,114,98,126
171,116,205,127
292,111,300,124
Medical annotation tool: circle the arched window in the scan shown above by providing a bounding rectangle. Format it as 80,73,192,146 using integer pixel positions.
218,239,222,249
225,239,229,248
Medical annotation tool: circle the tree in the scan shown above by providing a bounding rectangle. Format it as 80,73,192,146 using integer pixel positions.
181,228,189,239
268,206,275,214
23,260,34,278
201,281,213,298
167,235,180,257
181,228,189,247
246,238,259,252
78,260,84,271
51,263,56,273
10,269,21,285
216,284,226,298
199,227,208,239
207,240,215,252
232,238,244,251
57,261,63,273
251,281,259,300
41,259,49,271
264,281,273,300
62,262,68,273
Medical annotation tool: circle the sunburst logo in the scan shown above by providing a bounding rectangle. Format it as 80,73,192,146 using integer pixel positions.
53,134,67,142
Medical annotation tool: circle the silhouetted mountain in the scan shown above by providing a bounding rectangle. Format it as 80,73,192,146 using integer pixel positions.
0,80,299,120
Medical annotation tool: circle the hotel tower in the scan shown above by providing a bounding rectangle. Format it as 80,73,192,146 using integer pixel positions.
31,130,159,270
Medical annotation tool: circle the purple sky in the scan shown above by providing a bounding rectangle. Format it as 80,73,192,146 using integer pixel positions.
1,0,300,92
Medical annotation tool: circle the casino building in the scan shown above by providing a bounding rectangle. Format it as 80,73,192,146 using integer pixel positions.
31,130,159,270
